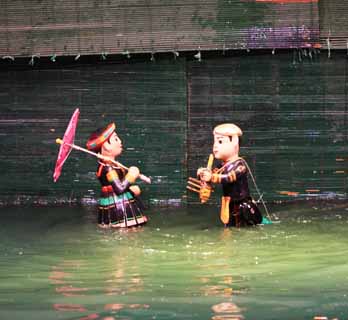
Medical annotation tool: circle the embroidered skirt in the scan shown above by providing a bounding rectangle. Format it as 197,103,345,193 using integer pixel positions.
98,190,147,228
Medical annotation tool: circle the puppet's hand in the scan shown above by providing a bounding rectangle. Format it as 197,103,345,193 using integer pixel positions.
197,167,206,177
126,166,140,183
129,185,141,196
199,168,212,182
199,184,212,203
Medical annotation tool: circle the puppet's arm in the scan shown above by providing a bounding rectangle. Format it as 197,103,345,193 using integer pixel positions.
210,161,247,184
105,166,138,195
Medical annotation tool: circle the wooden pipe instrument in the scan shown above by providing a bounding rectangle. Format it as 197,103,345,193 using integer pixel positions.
187,154,214,203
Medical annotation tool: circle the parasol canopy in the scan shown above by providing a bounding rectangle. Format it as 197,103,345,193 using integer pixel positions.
53,108,151,184
53,108,80,182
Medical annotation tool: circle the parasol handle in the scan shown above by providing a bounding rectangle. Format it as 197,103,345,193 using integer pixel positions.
56,138,151,184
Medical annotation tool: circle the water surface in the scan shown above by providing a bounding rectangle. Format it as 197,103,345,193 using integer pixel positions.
0,202,347,320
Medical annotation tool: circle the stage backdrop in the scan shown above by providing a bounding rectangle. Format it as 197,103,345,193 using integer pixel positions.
319,0,348,49
0,59,187,206
0,0,319,59
187,52,348,204
0,52,347,206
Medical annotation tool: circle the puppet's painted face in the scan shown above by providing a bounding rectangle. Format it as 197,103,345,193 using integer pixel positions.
213,134,239,162
101,132,123,158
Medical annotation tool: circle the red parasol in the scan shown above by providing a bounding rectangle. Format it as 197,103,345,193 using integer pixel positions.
53,108,80,182
53,108,151,184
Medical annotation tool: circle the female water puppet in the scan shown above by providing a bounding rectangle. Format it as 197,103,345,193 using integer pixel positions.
53,108,150,228
86,123,148,228
189,123,267,227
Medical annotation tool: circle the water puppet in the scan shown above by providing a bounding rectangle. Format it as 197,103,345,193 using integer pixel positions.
53,108,150,228
188,123,271,227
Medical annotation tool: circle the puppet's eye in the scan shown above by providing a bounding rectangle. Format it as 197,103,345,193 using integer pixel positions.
218,139,223,144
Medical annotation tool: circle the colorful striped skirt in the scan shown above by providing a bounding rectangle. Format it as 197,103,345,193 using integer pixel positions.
98,190,147,228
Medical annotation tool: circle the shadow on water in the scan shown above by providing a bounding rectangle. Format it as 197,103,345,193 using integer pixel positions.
0,201,347,320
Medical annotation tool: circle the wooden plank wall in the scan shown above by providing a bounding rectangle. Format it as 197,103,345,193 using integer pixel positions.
187,51,348,204
0,59,187,206
0,0,319,58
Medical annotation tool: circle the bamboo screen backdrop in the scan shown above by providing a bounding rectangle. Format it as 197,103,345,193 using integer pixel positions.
0,61,187,206
187,52,348,204
0,0,347,206
0,0,319,58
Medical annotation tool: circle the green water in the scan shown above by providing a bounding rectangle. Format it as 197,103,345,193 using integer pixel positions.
0,202,348,320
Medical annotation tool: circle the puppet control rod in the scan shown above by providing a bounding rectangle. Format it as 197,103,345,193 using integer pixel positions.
56,138,151,184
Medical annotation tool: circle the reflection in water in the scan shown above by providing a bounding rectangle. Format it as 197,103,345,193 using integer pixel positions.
201,272,246,320
105,256,144,296
1,203,348,320
196,229,247,320
53,303,87,312
49,260,89,312
78,314,100,320
48,227,150,319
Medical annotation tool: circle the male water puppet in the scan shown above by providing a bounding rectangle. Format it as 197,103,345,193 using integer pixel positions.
86,123,148,228
197,123,263,227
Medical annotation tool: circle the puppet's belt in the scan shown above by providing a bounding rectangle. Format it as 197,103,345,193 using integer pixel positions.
101,185,113,193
